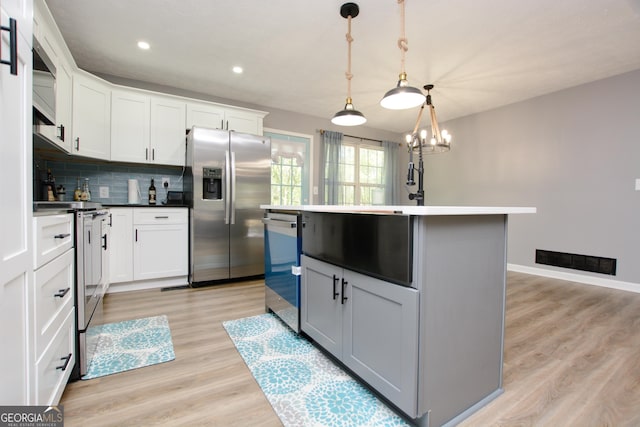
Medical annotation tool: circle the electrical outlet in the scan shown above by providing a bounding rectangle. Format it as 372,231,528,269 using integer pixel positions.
161,177,170,188
99,186,109,198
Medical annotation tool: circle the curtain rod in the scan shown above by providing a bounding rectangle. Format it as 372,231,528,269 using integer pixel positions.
317,129,398,145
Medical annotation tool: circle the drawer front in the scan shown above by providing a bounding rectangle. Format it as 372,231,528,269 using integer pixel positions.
133,208,187,225
34,249,75,357
33,213,74,269
35,309,75,406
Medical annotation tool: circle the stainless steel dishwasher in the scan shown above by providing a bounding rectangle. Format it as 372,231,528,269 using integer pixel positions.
263,211,302,332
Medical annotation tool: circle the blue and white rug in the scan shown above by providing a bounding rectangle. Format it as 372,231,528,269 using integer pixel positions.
223,313,410,427
83,315,175,380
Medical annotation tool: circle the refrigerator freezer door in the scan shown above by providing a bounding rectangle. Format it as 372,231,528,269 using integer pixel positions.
230,132,271,279
190,128,230,282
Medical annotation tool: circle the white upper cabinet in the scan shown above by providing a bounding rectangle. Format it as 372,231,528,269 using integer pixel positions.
149,96,187,166
110,89,151,163
186,102,225,130
186,102,266,135
71,71,111,160
110,90,186,166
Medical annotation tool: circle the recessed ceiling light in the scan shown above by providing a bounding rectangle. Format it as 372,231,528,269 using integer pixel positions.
137,41,150,50
232,66,243,74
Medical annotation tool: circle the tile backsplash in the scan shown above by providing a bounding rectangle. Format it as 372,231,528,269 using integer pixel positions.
34,151,185,204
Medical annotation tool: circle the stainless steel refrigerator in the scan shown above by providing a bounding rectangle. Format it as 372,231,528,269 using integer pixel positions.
185,126,271,285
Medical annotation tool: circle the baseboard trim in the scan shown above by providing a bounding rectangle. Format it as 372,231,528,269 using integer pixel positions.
106,276,189,294
507,264,640,294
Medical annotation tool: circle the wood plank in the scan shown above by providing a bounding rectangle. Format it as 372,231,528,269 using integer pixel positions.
60,273,640,426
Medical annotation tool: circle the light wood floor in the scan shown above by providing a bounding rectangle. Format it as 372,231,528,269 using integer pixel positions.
60,273,640,426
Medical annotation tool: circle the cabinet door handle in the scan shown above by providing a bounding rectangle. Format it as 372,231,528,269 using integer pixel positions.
152,148,155,161
341,278,348,304
154,216,169,219
146,148,149,160
332,275,339,300
135,229,138,242
56,353,72,371
58,124,65,142
75,137,80,150
54,233,70,239
102,233,108,250
0,18,18,75
53,287,70,298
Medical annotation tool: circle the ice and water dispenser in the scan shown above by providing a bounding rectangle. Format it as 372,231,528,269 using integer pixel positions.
202,167,222,200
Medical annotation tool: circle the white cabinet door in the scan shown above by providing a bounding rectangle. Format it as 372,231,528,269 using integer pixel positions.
226,108,261,135
55,60,72,150
150,96,186,166
72,72,111,160
0,0,32,405
110,89,150,163
134,223,188,280
186,102,225,130
109,208,134,284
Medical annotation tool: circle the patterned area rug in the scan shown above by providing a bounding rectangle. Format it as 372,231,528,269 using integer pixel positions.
223,313,410,427
83,315,175,380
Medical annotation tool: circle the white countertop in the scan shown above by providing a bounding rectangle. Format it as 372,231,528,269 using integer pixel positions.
260,205,536,216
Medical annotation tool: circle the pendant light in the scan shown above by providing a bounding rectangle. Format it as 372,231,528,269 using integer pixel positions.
380,0,425,110
331,3,367,126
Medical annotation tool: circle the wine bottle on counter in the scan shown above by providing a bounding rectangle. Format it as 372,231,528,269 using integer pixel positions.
149,178,156,205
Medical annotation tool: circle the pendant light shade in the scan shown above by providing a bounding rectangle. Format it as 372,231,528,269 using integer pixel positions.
380,0,425,110
331,3,367,126
380,72,426,110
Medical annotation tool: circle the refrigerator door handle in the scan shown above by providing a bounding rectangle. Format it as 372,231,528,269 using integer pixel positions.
225,150,231,224
230,151,236,225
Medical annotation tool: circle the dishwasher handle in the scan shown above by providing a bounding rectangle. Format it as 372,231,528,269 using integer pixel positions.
261,218,297,229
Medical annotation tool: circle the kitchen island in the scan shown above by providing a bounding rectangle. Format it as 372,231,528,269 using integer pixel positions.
262,205,535,427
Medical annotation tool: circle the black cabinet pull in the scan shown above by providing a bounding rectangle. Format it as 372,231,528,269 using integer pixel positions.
152,148,155,161
54,233,70,239
154,216,169,219
75,137,80,151
332,275,339,300
56,353,72,371
102,234,107,250
58,124,65,142
341,278,348,304
0,18,17,75
135,229,138,242
53,287,70,298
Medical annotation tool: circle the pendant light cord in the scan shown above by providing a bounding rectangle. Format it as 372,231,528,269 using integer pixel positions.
345,14,354,99
397,0,408,74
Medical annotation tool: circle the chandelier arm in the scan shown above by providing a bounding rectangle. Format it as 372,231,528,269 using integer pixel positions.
411,103,426,136
429,104,442,143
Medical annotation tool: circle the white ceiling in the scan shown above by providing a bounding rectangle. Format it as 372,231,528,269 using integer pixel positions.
45,0,640,133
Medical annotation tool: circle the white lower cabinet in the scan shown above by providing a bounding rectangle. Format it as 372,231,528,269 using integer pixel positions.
110,208,188,286
32,213,75,405
34,308,75,405
301,255,419,417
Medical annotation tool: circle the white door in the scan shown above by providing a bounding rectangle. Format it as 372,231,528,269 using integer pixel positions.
150,96,186,166
0,0,33,405
72,72,111,160
265,129,313,205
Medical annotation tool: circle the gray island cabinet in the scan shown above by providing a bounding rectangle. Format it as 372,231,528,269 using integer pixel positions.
291,205,535,427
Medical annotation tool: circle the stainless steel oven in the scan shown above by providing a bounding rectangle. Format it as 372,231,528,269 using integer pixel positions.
75,208,110,377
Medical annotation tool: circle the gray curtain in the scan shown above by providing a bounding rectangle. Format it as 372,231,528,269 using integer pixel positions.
382,140,398,205
320,130,343,204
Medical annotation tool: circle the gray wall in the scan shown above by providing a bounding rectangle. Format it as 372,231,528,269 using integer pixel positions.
406,69,640,284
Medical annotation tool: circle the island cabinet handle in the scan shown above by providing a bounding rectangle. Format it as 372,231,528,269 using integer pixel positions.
341,278,348,304
332,275,339,300
54,233,71,239
0,18,18,75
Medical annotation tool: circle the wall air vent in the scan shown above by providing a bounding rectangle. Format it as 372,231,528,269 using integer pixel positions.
535,249,616,275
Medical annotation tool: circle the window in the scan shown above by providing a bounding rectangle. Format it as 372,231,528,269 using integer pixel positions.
326,143,386,205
